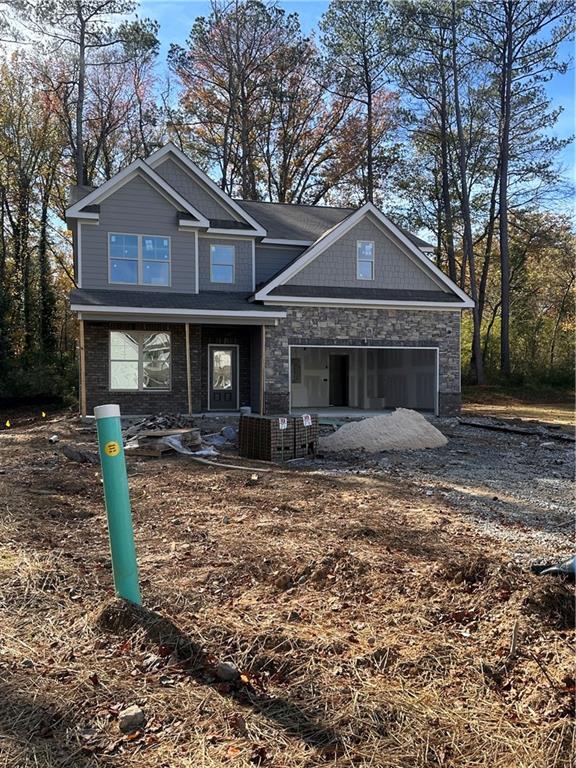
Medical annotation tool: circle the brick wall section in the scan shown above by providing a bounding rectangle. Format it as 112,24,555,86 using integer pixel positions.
84,321,189,415
84,321,262,415
263,307,461,416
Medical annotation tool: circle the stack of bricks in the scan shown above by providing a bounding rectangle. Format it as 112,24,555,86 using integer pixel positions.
238,414,295,462
239,413,319,462
293,413,319,458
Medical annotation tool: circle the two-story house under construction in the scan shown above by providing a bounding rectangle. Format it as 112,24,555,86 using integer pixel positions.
67,143,472,417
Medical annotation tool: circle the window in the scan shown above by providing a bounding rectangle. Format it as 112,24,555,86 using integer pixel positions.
210,244,235,283
110,331,171,391
109,234,170,286
357,240,374,280
109,234,138,284
212,349,233,390
142,236,170,285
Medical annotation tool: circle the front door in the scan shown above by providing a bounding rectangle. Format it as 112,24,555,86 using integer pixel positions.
329,354,349,407
209,346,238,410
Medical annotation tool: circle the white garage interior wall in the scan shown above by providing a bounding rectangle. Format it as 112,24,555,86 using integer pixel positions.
290,346,437,412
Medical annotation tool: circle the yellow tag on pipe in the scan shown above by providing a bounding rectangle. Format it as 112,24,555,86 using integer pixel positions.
104,441,120,457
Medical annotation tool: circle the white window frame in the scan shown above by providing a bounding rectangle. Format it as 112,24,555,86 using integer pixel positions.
109,330,172,392
356,240,375,281
210,243,235,284
108,233,171,287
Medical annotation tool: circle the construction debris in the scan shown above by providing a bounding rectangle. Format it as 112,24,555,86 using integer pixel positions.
123,414,195,439
319,409,447,453
459,417,574,442
60,444,99,464
531,555,575,581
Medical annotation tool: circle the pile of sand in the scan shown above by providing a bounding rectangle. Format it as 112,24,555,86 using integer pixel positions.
319,408,447,453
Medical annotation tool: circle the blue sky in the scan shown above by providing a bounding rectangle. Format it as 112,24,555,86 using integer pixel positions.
141,0,574,185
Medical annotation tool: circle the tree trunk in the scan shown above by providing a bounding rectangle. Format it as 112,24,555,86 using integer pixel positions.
450,0,484,384
76,14,86,185
364,57,374,203
0,188,9,371
439,52,457,282
498,1,514,378
549,276,574,373
39,181,57,354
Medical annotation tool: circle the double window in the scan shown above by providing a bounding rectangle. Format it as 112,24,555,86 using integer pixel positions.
210,244,235,283
357,240,375,280
110,331,171,391
109,234,170,286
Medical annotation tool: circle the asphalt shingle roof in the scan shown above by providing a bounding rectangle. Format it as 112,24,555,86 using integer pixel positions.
235,199,433,249
70,289,280,312
267,285,462,302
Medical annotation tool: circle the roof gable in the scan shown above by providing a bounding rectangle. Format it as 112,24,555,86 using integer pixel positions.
66,159,210,225
254,202,473,308
153,156,239,222
146,144,266,236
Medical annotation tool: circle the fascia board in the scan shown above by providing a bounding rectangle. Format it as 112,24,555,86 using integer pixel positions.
70,303,287,319
260,295,473,309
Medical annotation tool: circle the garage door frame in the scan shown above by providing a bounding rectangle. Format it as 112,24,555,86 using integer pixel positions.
288,344,439,415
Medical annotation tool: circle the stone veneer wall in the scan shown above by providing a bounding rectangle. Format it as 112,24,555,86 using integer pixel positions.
263,307,461,416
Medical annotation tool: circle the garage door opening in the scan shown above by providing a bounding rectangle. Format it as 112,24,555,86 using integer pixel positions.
289,346,438,414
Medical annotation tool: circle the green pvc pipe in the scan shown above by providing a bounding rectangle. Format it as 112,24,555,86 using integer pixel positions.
94,404,141,605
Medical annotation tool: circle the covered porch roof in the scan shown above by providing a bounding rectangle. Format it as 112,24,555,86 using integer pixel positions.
70,288,285,325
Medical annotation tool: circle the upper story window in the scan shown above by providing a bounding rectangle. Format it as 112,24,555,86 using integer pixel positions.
210,244,235,283
109,331,171,391
109,234,170,286
357,240,374,280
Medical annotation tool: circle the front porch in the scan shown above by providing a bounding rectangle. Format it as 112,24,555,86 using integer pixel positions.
80,320,266,417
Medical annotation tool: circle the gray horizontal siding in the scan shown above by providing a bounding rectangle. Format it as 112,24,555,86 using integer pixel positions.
80,174,196,292
255,245,305,285
198,237,253,292
286,216,446,292
154,157,239,221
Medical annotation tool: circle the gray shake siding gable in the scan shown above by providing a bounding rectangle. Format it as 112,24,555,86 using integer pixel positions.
286,216,446,292
153,157,240,222
80,174,197,292
263,307,461,416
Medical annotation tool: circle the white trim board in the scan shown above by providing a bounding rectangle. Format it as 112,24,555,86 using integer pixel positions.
288,343,440,416
146,143,267,237
254,202,473,307
65,159,210,226
262,296,468,310
77,221,82,288
260,238,313,247
71,304,286,320
78,312,280,327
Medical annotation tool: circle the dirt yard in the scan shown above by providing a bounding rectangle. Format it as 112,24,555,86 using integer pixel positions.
0,404,574,768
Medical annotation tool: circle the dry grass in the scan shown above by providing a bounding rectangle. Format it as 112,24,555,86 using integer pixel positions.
0,412,574,767
461,386,574,426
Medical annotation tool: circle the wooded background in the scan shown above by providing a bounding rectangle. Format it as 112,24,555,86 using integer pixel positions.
0,0,573,404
